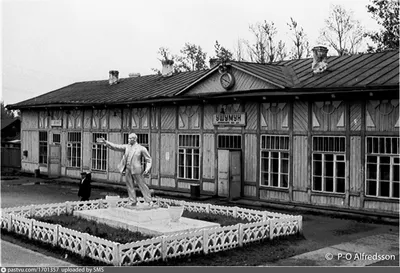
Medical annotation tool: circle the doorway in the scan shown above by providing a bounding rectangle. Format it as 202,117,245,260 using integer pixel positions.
217,150,241,200
48,144,61,178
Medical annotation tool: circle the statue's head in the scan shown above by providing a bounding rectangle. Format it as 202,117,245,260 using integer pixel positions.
128,133,138,144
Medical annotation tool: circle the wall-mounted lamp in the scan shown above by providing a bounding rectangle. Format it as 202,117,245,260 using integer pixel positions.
23,150,28,157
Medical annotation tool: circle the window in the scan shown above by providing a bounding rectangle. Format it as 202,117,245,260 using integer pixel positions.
178,135,200,180
218,135,242,149
52,133,61,145
366,137,399,199
260,135,289,188
67,132,81,168
39,131,48,164
312,136,346,193
92,133,107,171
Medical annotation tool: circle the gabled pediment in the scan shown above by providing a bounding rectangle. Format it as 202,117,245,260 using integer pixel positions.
176,62,291,97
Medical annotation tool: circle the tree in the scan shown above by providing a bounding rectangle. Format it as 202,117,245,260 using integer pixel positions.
213,40,233,62
245,21,287,63
287,17,311,59
318,5,365,55
233,38,247,62
365,0,399,52
175,43,208,72
1,101,15,119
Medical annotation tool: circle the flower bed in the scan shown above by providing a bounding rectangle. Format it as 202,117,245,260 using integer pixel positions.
0,197,302,266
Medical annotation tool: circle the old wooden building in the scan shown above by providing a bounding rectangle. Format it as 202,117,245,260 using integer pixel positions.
8,48,399,217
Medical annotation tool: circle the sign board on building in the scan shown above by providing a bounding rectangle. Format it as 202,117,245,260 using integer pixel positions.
213,113,246,126
50,119,62,127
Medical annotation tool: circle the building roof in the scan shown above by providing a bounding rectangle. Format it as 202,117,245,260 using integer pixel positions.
7,50,399,109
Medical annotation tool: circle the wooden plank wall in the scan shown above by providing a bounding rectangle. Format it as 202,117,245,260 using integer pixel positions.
366,100,399,131
161,107,176,130
260,102,290,131
160,133,176,176
293,101,308,132
312,101,346,131
108,132,123,173
202,134,215,179
292,135,309,202
150,133,160,186
244,134,257,183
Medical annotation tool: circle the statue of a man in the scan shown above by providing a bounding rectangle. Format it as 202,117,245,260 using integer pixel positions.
98,133,153,207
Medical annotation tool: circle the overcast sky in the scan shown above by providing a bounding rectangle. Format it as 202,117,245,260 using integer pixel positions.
1,0,381,106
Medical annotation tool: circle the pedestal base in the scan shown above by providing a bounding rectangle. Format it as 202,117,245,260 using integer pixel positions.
73,207,220,236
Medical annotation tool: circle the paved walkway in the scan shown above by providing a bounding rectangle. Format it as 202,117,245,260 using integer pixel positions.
268,233,399,266
1,240,75,267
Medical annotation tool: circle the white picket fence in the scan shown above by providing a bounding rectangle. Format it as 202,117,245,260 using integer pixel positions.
1,197,302,266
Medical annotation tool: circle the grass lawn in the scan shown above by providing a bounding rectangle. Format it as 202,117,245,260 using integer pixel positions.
1,210,304,266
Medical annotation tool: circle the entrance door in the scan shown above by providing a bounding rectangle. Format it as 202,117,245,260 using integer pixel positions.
48,144,61,178
217,150,242,200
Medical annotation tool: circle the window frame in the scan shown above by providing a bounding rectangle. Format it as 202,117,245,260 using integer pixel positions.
217,134,242,150
311,136,346,194
67,132,82,168
177,134,200,180
259,134,290,189
39,131,48,165
365,136,399,199
91,133,108,171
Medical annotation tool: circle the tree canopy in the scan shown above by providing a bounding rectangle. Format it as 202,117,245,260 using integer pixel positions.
318,5,365,55
365,0,399,52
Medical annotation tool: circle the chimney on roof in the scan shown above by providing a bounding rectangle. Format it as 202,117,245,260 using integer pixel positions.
109,70,119,85
129,73,141,78
161,59,174,77
311,46,328,74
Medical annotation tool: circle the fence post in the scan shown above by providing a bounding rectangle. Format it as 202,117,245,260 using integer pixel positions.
113,243,121,266
81,233,87,258
297,216,303,235
30,205,35,218
53,224,60,246
206,204,210,214
269,219,276,240
161,236,167,261
233,207,238,218
238,224,243,247
28,218,33,239
203,229,209,254
65,202,71,215
7,214,13,232
262,211,268,222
